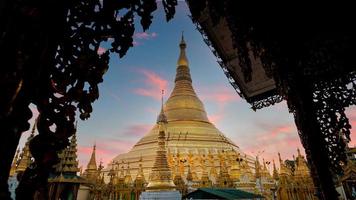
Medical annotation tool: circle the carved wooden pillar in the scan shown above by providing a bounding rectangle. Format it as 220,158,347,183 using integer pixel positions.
287,77,339,200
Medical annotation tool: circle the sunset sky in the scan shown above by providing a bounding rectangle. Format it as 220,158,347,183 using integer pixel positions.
19,1,356,171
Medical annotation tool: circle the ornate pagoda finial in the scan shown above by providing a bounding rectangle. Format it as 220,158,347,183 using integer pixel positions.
161,89,164,109
272,159,279,180
255,156,261,178
278,152,282,163
177,31,189,68
157,90,168,124
180,31,186,48
263,158,267,170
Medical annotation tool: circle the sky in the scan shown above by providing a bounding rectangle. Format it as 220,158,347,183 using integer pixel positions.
19,1,356,171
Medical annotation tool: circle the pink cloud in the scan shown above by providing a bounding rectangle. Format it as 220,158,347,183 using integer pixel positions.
134,32,158,40
133,68,168,100
241,106,355,171
199,85,239,108
199,85,240,125
235,122,302,170
123,124,152,137
97,47,106,55
257,124,294,141
208,113,224,124
133,40,140,46
78,139,136,168
243,135,303,172
346,106,356,146
77,124,152,167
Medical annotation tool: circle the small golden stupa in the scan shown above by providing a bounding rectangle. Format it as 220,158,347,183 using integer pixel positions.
145,93,176,191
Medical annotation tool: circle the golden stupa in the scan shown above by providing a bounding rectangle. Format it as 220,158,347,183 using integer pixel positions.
111,35,246,181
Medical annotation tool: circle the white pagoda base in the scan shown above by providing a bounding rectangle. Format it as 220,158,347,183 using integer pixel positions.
139,191,181,200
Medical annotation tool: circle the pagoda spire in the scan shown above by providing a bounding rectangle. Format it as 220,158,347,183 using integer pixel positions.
262,158,271,179
272,159,279,181
177,31,189,68
83,143,98,183
146,94,176,191
162,34,212,123
175,31,191,83
87,143,97,170
295,149,310,176
278,152,288,175
255,156,261,179
157,90,167,123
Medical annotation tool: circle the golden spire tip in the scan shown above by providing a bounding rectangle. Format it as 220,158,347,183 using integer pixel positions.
161,89,164,109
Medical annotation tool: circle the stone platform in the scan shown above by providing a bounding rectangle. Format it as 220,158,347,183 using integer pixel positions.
139,191,181,200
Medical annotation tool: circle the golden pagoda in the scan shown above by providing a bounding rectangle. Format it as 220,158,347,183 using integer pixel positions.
48,131,85,200
82,144,98,183
272,160,279,181
276,151,317,200
16,124,35,173
111,33,249,188
145,95,176,191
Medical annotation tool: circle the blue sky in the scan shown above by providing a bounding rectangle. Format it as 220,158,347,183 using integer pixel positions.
19,1,356,170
